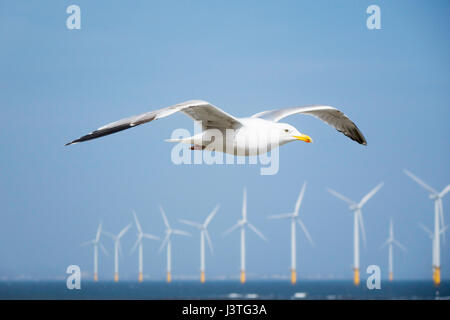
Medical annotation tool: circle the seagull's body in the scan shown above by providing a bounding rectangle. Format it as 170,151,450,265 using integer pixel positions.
171,117,296,155
65,100,367,153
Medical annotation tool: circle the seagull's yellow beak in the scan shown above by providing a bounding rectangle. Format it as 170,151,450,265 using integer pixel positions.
293,134,313,143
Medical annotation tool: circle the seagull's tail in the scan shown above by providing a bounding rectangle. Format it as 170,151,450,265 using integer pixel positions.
165,135,198,144
165,138,186,143
165,136,208,151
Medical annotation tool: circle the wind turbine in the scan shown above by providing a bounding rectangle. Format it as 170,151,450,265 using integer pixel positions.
224,188,267,284
130,211,159,282
81,221,108,282
379,219,406,281
404,169,449,285
103,223,132,282
327,182,383,286
179,205,219,283
419,222,449,282
268,182,314,284
159,206,191,283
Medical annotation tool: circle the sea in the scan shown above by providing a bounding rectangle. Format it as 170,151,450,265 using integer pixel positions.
0,280,448,300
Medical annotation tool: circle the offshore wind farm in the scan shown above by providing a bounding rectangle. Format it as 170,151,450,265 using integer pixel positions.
54,174,447,299
1,1,449,302
69,145,448,294
2,174,449,300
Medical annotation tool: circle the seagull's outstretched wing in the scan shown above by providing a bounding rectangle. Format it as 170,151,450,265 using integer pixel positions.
65,100,242,146
252,105,366,145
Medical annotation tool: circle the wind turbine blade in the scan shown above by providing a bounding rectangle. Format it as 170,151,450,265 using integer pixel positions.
178,219,202,228
204,205,220,227
403,169,437,194
96,222,102,242
223,223,240,237
204,230,214,255
247,223,267,242
118,223,132,239
439,185,450,198
158,233,170,253
102,230,115,239
99,243,108,256
441,225,450,235
394,240,407,252
133,211,142,234
326,188,355,205
81,239,95,246
419,223,433,238
267,213,294,220
143,233,159,241
297,218,315,246
130,238,140,255
159,206,170,228
294,182,307,215
242,188,247,221
379,239,389,250
172,229,191,237
357,211,367,248
358,182,384,208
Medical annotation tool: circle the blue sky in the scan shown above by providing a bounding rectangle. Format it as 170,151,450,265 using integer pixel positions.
0,0,449,281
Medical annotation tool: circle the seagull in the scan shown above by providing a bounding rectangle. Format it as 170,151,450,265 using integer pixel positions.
65,100,367,154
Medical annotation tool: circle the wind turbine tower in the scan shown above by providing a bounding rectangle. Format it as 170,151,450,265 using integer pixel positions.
419,222,449,283
130,211,159,282
268,182,314,284
327,182,384,286
103,223,132,282
224,188,267,284
404,169,449,285
159,206,190,283
81,221,108,282
380,219,406,281
179,205,219,283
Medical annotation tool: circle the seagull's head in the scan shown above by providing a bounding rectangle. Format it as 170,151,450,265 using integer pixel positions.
278,123,313,144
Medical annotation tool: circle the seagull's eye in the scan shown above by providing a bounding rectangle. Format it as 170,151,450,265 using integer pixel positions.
284,129,289,133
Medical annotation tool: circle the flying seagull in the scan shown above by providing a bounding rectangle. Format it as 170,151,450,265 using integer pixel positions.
65,100,367,153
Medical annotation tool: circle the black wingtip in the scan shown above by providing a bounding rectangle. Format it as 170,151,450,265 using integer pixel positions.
64,140,79,146
67,122,141,147
359,134,367,146
358,135,368,146
357,137,367,145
